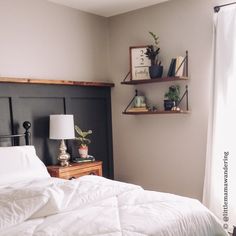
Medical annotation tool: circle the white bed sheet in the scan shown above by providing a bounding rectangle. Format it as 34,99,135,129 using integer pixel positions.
0,146,50,186
0,176,227,236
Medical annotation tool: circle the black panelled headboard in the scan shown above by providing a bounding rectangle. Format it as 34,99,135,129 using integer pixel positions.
0,78,114,179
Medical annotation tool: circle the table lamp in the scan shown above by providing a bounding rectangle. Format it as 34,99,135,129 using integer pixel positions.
49,114,75,167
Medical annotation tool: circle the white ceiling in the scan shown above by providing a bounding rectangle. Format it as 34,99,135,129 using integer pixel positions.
48,0,169,17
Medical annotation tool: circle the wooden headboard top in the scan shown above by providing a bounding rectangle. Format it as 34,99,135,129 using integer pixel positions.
0,77,115,87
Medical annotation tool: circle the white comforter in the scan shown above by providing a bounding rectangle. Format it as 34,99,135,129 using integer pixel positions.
0,176,227,236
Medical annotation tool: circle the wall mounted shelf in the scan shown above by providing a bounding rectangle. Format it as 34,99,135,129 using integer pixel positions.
122,110,190,115
121,76,188,85
121,50,190,115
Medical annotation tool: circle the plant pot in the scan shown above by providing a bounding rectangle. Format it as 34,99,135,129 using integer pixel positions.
149,65,163,79
78,145,88,158
164,100,176,111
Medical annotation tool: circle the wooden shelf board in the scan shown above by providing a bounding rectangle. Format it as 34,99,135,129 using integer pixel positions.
0,77,115,87
121,76,188,85
122,110,190,115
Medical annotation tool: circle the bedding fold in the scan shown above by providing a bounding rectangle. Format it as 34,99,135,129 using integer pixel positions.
0,176,227,236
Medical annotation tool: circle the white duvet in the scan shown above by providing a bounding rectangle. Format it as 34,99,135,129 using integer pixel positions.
0,176,227,236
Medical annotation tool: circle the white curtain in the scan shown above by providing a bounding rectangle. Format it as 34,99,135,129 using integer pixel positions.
203,5,236,234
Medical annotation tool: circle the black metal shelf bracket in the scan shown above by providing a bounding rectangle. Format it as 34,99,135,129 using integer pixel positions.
123,71,131,82
177,85,189,111
174,50,188,77
123,89,138,112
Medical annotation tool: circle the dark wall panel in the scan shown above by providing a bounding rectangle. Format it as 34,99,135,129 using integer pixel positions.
69,98,110,177
14,97,64,165
0,83,113,178
0,98,12,146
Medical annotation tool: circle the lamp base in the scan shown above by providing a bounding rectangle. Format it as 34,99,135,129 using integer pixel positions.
58,139,70,167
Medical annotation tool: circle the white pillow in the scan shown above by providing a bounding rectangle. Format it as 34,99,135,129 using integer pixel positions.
0,145,50,186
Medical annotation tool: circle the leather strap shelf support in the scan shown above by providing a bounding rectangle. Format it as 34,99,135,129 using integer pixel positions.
0,77,115,87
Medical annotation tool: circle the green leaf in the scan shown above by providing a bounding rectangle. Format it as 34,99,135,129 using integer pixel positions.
75,125,84,137
75,125,92,144
149,31,159,46
83,138,91,144
75,137,84,142
83,130,93,137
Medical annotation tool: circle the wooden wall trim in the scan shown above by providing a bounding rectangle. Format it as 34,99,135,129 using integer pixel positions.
0,77,115,87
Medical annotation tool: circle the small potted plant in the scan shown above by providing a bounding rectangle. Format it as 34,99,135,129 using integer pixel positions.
164,85,180,110
145,31,163,78
75,125,92,158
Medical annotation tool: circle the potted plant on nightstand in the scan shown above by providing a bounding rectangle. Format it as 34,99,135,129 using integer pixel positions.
75,125,92,158
145,31,163,78
164,85,180,111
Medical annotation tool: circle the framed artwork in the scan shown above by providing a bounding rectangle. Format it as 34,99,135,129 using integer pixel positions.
130,46,151,80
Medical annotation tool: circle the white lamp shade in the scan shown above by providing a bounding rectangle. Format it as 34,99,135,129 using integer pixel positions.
49,114,75,140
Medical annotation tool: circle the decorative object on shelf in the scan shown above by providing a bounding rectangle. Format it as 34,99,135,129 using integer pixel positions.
129,46,151,80
75,125,92,158
164,85,180,111
123,90,149,113
134,95,146,108
148,62,163,79
145,31,163,79
49,114,75,167
167,51,188,77
73,155,95,163
127,107,149,112
152,106,158,112
164,85,189,112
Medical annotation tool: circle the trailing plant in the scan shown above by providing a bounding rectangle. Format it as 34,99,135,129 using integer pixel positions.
75,125,92,147
145,31,161,66
164,85,180,102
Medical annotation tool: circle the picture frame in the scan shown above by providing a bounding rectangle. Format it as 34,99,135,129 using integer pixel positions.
129,46,151,80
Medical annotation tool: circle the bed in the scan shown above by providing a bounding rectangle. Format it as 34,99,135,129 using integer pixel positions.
0,123,227,236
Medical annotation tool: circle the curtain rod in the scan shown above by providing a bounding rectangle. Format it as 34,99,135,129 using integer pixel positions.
214,2,236,12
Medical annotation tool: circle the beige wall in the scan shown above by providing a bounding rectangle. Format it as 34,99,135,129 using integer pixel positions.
0,0,109,81
109,0,218,200
0,0,229,201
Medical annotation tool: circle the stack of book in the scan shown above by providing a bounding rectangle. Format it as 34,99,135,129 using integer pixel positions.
127,107,149,112
73,155,95,163
167,56,186,77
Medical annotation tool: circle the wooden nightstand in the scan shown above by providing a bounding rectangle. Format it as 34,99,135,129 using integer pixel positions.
47,161,103,180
